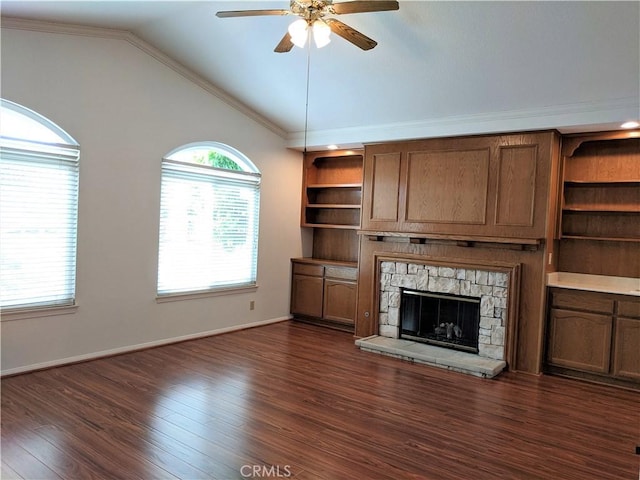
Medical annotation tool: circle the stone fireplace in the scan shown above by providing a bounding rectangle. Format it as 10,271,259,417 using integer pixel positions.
378,261,508,361
355,256,517,378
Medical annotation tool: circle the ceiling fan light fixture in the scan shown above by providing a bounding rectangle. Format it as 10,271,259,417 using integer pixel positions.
217,1,400,53
288,18,309,48
312,19,331,48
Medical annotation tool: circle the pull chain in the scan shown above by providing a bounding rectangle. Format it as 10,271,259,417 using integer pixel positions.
303,29,311,154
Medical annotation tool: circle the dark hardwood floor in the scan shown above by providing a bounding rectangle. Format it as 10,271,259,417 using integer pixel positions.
2,321,639,480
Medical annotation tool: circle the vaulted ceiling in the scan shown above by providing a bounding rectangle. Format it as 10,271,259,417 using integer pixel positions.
2,1,639,150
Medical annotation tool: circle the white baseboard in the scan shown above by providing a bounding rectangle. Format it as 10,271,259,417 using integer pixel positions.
1,316,291,377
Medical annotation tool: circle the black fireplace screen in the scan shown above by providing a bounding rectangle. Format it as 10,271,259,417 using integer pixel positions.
400,289,480,353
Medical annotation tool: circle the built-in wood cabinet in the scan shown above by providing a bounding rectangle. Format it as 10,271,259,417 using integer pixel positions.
290,262,324,318
547,290,613,374
287,129,636,379
291,259,357,330
291,150,362,331
361,131,560,242
557,132,640,278
546,288,640,388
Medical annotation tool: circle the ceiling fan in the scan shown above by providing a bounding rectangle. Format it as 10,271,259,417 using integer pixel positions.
216,0,399,52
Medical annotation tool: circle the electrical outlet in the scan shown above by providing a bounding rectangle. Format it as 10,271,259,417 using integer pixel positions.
249,300,255,311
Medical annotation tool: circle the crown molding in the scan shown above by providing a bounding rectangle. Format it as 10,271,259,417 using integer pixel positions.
288,96,640,150
1,17,288,139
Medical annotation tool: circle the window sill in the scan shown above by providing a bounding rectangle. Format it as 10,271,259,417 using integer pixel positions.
1,304,79,322
156,284,258,303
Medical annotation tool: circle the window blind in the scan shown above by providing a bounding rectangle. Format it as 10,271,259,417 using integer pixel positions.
0,145,80,309
157,159,260,296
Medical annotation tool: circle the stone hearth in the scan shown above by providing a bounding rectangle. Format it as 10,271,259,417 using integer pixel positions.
355,335,506,378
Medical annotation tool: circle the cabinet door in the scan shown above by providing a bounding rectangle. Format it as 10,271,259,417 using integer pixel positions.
401,133,555,238
361,132,558,238
291,274,323,318
612,317,640,380
403,147,490,226
323,279,356,324
361,147,403,231
547,308,612,373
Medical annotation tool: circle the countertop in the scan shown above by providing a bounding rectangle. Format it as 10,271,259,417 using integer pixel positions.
547,272,640,297
291,257,358,268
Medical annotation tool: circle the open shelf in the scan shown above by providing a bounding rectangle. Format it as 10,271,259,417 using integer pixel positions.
307,183,362,189
301,149,364,263
305,205,361,225
563,207,640,213
303,223,360,230
565,180,640,186
305,154,362,186
563,182,639,213
559,134,640,247
306,185,362,207
307,204,362,209
561,210,639,239
561,235,640,243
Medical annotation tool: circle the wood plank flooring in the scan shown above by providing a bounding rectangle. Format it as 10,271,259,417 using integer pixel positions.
2,320,639,479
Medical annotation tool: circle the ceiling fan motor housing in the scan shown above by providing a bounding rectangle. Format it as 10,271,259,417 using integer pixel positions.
291,0,334,22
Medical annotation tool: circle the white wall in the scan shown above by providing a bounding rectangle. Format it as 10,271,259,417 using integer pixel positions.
0,25,308,374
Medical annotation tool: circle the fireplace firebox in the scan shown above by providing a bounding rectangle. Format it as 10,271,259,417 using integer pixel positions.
400,289,480,353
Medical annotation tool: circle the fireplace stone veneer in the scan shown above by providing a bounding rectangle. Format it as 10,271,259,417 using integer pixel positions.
379,261,508,361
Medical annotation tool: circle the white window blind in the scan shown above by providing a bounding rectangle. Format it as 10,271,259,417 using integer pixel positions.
0,101,80,310
157,155,260,296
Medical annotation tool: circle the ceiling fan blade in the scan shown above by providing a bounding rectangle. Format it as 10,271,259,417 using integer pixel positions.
331,1,399,15
325,18,377,50
216,9,290,18
275,32,295,53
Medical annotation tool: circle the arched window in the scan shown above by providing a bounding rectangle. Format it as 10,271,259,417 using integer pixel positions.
157,142,261,296
0,99,80,310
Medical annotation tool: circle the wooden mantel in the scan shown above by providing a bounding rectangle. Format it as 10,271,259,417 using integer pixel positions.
359,230,544,251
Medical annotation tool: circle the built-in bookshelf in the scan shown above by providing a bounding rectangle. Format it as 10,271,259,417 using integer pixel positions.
560,135,639,242
557,132,640,278
301,150,363,263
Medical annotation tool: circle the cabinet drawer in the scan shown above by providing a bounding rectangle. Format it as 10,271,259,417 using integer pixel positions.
551,289,613,314
618,299,640,319
325,266,357,281
292,262,324,277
